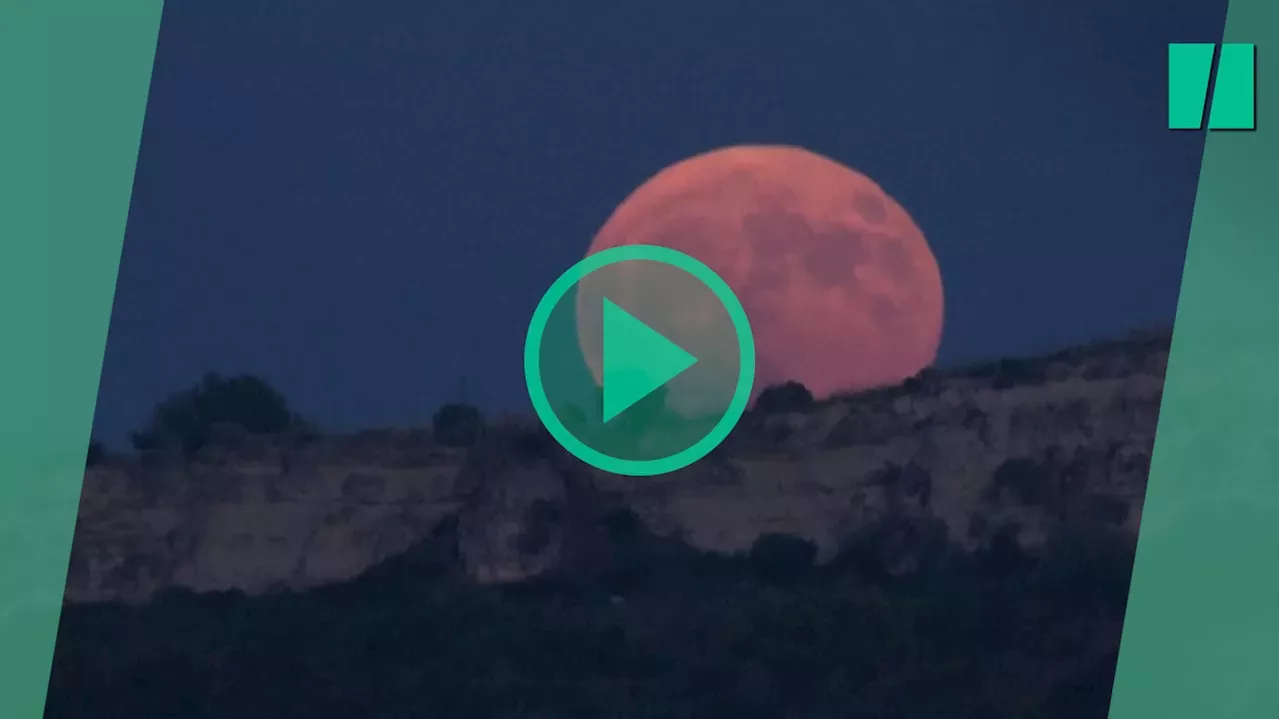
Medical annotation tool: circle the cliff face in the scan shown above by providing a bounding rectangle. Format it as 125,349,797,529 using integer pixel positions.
68,331,1169,603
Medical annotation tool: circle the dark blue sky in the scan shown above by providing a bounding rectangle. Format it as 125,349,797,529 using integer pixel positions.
93,0,1228,444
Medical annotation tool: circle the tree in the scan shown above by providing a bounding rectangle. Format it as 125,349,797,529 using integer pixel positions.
749,532,818,585
983,457,1057,508
432,403,484,447
130,373,309,454
754,381,814,414
900,368,935,395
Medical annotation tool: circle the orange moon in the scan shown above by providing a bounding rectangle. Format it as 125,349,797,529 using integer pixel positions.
582,145,944,400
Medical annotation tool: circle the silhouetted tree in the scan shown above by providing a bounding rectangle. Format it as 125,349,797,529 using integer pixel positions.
754,380,815,414
749,532,818,585
129,373,309,455
432,402,484,447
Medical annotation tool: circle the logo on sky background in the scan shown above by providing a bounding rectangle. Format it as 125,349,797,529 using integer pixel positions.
1168,43,1256,130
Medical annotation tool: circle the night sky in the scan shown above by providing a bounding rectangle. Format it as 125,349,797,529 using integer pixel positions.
92,0,1228,445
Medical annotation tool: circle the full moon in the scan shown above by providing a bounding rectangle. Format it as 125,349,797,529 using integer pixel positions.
581,145,944,400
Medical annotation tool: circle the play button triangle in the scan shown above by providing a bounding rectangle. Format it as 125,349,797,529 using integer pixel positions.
601,297,698,423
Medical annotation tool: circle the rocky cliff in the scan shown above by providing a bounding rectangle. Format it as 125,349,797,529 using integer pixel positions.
68,330,1170,603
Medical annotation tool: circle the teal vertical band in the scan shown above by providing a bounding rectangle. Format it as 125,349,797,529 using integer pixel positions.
1110,1,1277,718
1208,43,1257,130
0,3,163,719
1168,43,1216,129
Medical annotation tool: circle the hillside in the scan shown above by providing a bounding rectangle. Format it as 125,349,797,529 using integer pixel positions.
48,510,1137,719
67,329,1170,603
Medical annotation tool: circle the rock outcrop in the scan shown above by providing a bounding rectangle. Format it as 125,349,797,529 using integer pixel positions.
68,330,1170,603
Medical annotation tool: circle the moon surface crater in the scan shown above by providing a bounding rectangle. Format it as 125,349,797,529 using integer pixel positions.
583,144,945,400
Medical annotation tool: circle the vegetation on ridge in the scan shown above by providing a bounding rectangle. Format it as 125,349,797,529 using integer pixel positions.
98,328,1170,464
48,496,1136,719
57,331,1170,716
128,372,314,455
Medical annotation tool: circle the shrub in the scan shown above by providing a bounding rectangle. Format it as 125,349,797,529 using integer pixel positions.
432,403,485,447
206,421,250,449
754,381,815,414
47,508,1141,719
901,375,923,394
130,373,309,455
984,457,1057,508
600,507,644,544
749,532,818,584
869,462,933,508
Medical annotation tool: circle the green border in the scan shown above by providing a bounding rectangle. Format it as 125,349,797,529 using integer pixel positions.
0,1,1274,717
1109,0,1277,716
524,244,756,477
0,3,163,718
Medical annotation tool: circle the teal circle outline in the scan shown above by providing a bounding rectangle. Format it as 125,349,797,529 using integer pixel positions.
524,244,756,477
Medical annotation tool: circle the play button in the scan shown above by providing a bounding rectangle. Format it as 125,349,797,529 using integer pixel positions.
524,244,755,476
601,298,697,423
